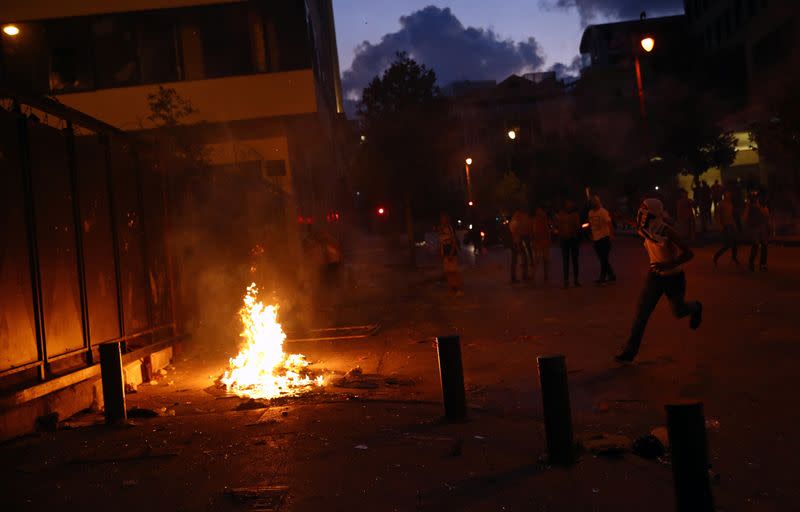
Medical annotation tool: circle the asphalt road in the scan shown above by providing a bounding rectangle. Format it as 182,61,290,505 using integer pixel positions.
4,235,799,511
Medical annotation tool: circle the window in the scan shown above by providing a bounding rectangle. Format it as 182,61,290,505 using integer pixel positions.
137,14,179,84
46,18,94,92
190,4,253,78
262,0,312,72
93,16,139,88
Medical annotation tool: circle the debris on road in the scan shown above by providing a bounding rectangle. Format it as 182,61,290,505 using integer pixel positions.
128,407,159,418
225,485,288,510
632,434,665,459
236,399,268,411
580,433,631,457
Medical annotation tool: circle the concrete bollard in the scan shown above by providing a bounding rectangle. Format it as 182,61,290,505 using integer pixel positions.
537,354,575,465
435,335,467,421
99,342,127,425
666,401,714,512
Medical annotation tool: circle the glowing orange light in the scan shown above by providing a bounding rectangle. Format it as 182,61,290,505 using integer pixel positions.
3,25,20,36
641,37,655,52
465,157,473,165
507,130,517,140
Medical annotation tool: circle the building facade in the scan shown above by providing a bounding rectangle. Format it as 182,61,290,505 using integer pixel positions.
1,0,345,246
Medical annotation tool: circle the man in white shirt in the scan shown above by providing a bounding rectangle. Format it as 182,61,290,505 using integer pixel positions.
588,196,616,284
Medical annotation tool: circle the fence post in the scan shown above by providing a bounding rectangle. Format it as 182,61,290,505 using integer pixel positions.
99,342,126,424
666,401,714,511
537,354,575,465
435,335,466,421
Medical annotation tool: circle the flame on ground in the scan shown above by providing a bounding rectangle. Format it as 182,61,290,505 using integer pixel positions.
220,283,323,399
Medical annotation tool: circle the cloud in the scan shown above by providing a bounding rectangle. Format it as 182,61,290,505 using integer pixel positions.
549,55,584,81
543,0,684,26
341,6,545,115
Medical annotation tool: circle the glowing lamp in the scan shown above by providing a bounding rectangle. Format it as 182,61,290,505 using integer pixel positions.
641,37,655,53
467,200,474,207
3,25,20,36
465,157,473,165
507,130,517,140
377,207,385,215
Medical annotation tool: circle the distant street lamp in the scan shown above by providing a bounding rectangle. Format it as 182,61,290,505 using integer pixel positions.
464,157,473,204
2,25,20,36
634,35,655,119
507,129,517,140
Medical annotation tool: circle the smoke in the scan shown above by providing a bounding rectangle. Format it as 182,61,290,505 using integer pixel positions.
542,0,684,26
341,6,546,116
549,55,584,82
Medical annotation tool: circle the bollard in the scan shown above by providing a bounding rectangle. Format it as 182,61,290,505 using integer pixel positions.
666,401,714,512
537,354,575,465
99,341,127,425
435,335,467,421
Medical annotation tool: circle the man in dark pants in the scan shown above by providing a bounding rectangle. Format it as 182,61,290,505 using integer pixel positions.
616,199,703,363
556,200,581,288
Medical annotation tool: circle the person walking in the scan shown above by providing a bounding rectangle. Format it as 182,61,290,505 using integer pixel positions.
556,200,581,288
615,199,703,363
438,213,463,294
711,180,723,214
509,209,532,283
588,196,616,284
743,192,770,272
713,190,740,266
531,207,552,284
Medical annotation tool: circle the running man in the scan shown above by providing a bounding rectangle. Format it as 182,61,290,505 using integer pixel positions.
615,198,703,363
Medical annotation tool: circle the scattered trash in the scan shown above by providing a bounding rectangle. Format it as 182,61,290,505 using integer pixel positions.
127,407,159,419
580,433,631,457
650,426,669,448
122,480,138,487
225,485,288,510
632,434,665,460
445,439,463,457
235,399,268,411
354,444,369,450
592,401,610,413
35,412,59,432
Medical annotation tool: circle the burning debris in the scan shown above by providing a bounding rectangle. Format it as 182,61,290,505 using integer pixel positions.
220,283,324,400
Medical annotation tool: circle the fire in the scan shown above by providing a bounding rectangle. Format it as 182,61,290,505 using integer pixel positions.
220,283,323,399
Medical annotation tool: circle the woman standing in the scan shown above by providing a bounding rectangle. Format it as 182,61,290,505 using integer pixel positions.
588,196,616,284
744,192,770,272
438,213,463,294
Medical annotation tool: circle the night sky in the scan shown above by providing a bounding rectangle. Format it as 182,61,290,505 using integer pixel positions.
332,0,684,112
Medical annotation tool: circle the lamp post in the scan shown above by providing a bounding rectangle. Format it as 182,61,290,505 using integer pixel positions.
635,36,654,119
464,157,473,205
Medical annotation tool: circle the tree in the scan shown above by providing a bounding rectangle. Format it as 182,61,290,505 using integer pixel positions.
654,91,736,180
357,53,453,266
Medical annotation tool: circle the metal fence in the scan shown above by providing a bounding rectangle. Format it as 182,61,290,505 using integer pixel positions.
0,90,175,386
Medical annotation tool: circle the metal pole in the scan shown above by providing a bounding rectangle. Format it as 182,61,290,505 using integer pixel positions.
65,121,93,364
435,335,466,421
537,354,575,465
16,104,48,381
635,55,647,119
666,401,714,512
99,341,126,425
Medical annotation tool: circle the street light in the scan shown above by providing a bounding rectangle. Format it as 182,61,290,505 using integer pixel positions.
640,36,655,53
3,25,20,36
634,35,654,119
507,129,517,140
464,157,473,204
